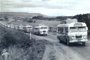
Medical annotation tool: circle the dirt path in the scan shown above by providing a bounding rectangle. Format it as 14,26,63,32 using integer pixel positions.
29,33,86,60
42,43,85,60
31,34,59,43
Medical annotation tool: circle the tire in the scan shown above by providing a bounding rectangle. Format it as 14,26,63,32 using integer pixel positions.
57,36,59,39
57,36,61,43
66,40,70,46
82,42,86,46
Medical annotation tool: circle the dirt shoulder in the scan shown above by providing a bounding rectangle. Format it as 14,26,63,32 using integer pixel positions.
42,43,85,60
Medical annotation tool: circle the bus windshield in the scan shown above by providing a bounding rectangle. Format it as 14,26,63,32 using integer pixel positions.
40,27,47,29
70,26,86,32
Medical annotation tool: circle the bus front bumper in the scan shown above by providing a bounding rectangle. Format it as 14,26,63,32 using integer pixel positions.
40,31,48,35
69,39,88,43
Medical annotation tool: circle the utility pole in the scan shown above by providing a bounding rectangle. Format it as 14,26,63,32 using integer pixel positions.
30,32,31,40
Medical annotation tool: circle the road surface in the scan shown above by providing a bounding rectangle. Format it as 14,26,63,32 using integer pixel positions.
48,33,90,60
27,33,90,60
71,40,90,60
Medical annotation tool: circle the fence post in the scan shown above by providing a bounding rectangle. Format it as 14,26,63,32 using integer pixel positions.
30,32,31,40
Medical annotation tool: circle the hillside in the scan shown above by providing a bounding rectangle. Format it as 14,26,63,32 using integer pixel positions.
0,25,48,60
0,12,44,19
0,12,73,21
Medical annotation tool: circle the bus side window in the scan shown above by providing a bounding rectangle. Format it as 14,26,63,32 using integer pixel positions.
35,28,38,30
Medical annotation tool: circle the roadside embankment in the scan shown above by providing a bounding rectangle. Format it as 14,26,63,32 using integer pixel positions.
0,25,48,60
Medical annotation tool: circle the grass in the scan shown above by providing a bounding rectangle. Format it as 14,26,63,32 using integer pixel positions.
0,25,48,60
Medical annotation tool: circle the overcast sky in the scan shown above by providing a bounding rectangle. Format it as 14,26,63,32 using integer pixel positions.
0,0,90,16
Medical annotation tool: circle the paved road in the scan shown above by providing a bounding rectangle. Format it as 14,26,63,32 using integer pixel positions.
31,33,88,60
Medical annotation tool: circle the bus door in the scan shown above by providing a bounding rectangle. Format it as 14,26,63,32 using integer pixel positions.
57,27,66,41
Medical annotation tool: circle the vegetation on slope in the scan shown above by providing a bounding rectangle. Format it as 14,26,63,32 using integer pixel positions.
0,25,47,60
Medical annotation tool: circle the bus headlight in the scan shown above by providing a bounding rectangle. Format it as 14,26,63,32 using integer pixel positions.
69,36,75,40
82,35,87,38
71,36,75,39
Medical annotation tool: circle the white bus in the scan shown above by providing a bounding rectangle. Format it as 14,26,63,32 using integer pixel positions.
23,25,32,33
33,24,49,35
57,20,88,45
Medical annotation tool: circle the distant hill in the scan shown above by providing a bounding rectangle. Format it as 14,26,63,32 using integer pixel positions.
73,13,90,30
0,12,73,21
32,15,73,21
1,12,90,25
0,12,44,18
56,16,73,20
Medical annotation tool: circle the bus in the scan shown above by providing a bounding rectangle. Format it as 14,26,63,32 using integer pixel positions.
57,19,88,45
23,25,32,33
33,24,49,35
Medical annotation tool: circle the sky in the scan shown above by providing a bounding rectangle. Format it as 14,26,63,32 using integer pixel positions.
0,0,90,16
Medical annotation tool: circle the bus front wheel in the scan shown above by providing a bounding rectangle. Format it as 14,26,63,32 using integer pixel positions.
57,36,61,43
66,40,70,46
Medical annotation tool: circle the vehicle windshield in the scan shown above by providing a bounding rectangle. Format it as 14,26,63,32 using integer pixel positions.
40,27,47,29
70,26,86,32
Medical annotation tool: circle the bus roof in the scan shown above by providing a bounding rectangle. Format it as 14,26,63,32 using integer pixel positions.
34,24,48,28
57,22,87,27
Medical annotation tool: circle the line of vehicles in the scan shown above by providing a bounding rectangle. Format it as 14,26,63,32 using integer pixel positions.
0,19,88,45
0,21,49,35
33,24,49,35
